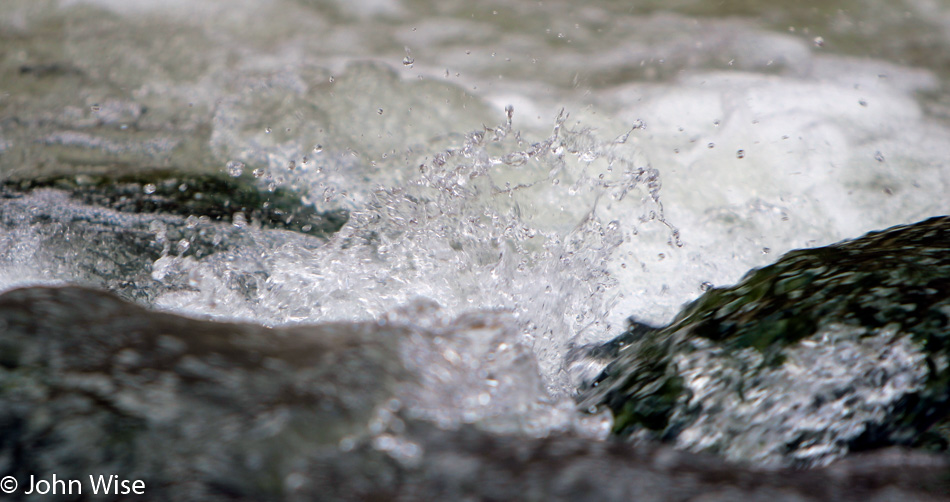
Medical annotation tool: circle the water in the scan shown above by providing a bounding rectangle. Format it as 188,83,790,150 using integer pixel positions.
1,0,950,482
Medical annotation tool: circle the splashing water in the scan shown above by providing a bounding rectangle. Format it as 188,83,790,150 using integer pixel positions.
152,109,677,406
0,101,687,437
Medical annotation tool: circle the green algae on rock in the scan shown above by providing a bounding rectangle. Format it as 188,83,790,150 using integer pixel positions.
0,173,345,306
577,215,950,467
2,172,348,239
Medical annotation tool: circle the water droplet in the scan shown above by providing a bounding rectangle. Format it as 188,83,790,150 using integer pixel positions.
226,160,245,177
813,36,825,47
264,127,272,134
874,151,885,162
252,168,265,178
378,108,384,115
736,149,746,159
178,183,189,192
328,76,335,83
858,99,868,107
90,104,100,112
700,281,714,291
762,247,771,254
143,183,157,194
403,56,414,67
176,239,190,254
503,152,527,166
313,144,323,154
288,160,296,171
187,271,201,288
707,142,715,149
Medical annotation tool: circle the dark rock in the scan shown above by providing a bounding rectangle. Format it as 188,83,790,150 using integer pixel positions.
1,286,948,501
0,178,338,304
2,172,347,239
577,215,950,467
313,423,950,502
0,286,408,501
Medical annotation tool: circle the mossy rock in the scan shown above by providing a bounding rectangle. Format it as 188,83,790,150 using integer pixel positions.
578,215,950,467
2,171,347,239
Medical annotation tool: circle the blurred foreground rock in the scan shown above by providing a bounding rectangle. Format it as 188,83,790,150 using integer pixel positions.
0,286,948,501
0,286,407,500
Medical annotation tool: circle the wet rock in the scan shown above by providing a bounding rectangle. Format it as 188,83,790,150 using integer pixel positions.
0,286,948,502
314,426,950,502
0,185,334,304
577,215,950,467
0,286,409,501
2,172,348,239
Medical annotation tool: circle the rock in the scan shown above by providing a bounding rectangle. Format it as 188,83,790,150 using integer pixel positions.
2,172,348,239
0,286,409,501
313,423,950,502
576,215,950,467
1,286,948,501
0,184,337,305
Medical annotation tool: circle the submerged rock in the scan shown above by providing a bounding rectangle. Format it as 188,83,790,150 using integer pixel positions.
2,172,348,239
577,215,950,467
0,286,948,501
0,172,346,304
